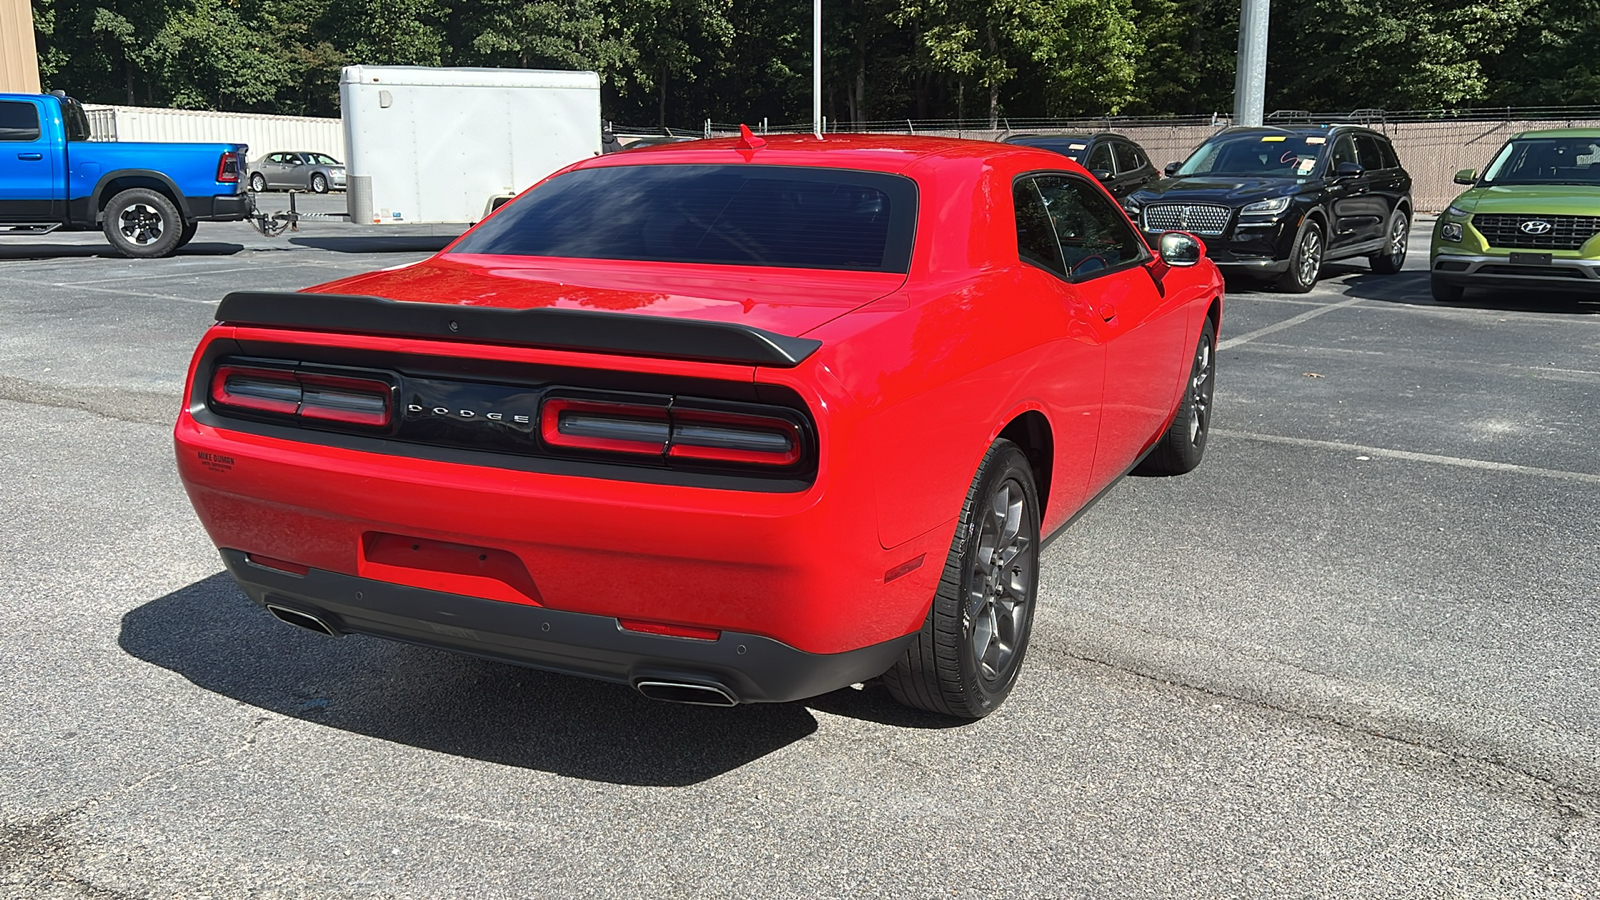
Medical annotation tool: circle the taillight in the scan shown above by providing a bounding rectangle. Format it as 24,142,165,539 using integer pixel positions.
541,397,669,455
210,363,393,429
217,151,240,183
667,408,803,466
540,394,807,469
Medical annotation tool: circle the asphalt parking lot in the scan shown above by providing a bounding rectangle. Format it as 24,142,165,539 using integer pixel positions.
3,201,1598,898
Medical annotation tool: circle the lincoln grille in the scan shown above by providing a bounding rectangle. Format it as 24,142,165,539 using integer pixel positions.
1472,214,1600,250
1142,204,1232,237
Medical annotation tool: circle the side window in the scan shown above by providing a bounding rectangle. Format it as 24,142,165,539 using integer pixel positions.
1112,142,1143,174
0,101,41,142
1329,136,1358,170
1014,178,1067,277
1085,142,1114,173
1355,135,1386,170
1032,175,1145,280
266,153,283,164
286,154,303,165
1378,138,1401,171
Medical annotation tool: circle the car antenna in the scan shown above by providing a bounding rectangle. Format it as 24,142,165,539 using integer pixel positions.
735,123,767,151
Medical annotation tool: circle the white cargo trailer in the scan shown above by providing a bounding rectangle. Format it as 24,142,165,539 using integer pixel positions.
339,66,602,226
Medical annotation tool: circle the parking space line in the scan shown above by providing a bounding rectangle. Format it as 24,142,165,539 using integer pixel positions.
1216,428,1600,485
0,275,218,305
58,264,290,286
1217,298,1364,350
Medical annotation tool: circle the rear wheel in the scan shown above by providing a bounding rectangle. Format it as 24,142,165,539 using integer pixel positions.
310,173,329,194
101,188,182,259
249,172,267,192
1137,318,1216,476
882,440,1039,719
1430,275,1465,303
1369,211,1409,274
1275,220,1324,293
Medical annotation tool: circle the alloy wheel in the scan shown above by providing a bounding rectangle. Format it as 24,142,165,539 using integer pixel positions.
964,477,1034,683
118,204,165,245
1387,216,1409,267
1188,339,1213,445
1297,229,1323,287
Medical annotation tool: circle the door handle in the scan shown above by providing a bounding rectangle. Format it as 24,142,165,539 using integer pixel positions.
1099,305,1117,321
16,152,42,161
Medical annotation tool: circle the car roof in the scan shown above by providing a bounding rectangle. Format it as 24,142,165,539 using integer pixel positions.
1004,133,1110,143
1513,127,1600,140
576,133,1063,175
1216,125,1388,140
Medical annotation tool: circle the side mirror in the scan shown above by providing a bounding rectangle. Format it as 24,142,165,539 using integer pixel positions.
1157,232,1203,268
1453,168,1478,185
1163,161,1182,177
1333,161,1364,179
1089,168,1113,182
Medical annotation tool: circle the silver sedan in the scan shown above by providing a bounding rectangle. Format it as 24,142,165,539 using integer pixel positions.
248,151,347,193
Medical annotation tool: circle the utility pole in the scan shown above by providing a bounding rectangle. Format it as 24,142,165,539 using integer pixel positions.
814,0,823,138
1233,0,1270,126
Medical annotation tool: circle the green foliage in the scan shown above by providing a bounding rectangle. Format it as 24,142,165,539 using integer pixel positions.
28,0,1600,125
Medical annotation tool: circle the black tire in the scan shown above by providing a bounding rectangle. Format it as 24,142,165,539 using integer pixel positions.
1430,275,1465,303
1275,219,1325,293
1136,318,1216,476
101,188,183,259
1369,210,1409,274
882,439,1040,719
249,172,267,192
175,218,199,250
310,173,329,194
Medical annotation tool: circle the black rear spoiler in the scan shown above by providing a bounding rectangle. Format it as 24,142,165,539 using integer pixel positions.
215,291,823,368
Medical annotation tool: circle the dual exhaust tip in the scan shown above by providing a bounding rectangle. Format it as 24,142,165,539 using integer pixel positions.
265,602,741,707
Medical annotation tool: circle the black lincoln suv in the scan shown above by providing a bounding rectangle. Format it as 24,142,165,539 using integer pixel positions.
1121,125,1413,292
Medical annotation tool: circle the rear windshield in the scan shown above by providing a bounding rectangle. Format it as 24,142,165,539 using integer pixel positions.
1481,137,1600,186
450,164,918,273
1177,133,1329,178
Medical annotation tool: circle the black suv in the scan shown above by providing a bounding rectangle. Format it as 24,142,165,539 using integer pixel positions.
1003,132,1159,197
1121,125,1413,292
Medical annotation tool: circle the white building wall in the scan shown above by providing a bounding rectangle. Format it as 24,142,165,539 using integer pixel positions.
81,105,345,164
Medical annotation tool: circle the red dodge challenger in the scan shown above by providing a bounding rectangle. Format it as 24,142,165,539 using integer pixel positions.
175,133,1223,718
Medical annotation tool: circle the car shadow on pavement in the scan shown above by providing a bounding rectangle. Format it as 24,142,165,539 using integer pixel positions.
1341,270,1600,314
0,242,245,260
289,235,459,254
119,572,820,786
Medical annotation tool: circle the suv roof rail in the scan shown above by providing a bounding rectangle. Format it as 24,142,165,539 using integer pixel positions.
1265,109,1314,123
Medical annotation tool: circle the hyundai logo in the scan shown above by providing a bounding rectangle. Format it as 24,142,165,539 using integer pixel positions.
1520,220,1553,235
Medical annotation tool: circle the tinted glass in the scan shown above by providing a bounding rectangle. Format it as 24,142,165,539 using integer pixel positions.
1481,137,1600,185
1014,179,1066,276
1085,142,1114,172
1113,142,1144,173
1031,175,1144,279
62,98,91,142
1355,135,1386,170
1378,138,1401,170
1330,136,1358,169
452,164,917,273
309,153,340,165
1178,132,1329,177
0,101,41,142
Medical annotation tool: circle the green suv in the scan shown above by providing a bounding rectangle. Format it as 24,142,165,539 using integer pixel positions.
1431,128,1600,301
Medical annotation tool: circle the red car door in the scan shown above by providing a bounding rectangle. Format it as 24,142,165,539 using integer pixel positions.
1029,174,1191,493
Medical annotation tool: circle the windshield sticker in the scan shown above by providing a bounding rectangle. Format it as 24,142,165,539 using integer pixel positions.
1260,136,1286,142
1305,137,1326,144
1068,143,1087,150
1296,158,1318,175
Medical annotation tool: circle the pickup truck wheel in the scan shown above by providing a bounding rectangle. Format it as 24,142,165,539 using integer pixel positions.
175,219,199,250
249,173,267,192
882,439,1039,719
310,173,329,193
1369,211,1409,274
1275,220,1324,293
102,188,182,259
1136,318,1216,476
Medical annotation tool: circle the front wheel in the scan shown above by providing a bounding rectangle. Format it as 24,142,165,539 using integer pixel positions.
882,439,1040,719
310,173,329,194
1137,318,1216,476
1369,211,1409,274
1276,220,1324,293
101,188,182,259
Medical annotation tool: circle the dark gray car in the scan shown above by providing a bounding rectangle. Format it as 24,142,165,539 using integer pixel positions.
1002,132,1160,198
249,151,347,193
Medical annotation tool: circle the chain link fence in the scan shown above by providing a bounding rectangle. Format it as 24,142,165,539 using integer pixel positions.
698,108,1600,212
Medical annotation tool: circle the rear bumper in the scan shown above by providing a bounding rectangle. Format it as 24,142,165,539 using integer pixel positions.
1431,252,1600,293
221,548,914,704
187,192,251,222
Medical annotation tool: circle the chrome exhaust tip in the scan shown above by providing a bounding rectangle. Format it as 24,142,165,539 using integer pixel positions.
634,679,739,707
265,603,339,637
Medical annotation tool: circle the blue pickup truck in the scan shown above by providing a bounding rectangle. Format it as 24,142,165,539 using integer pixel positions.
0,91,251,258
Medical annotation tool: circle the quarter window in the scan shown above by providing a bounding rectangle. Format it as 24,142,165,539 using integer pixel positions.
0,101,41,142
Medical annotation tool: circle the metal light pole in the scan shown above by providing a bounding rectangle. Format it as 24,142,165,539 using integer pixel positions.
813,0,823,138
1233,0,1270,126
